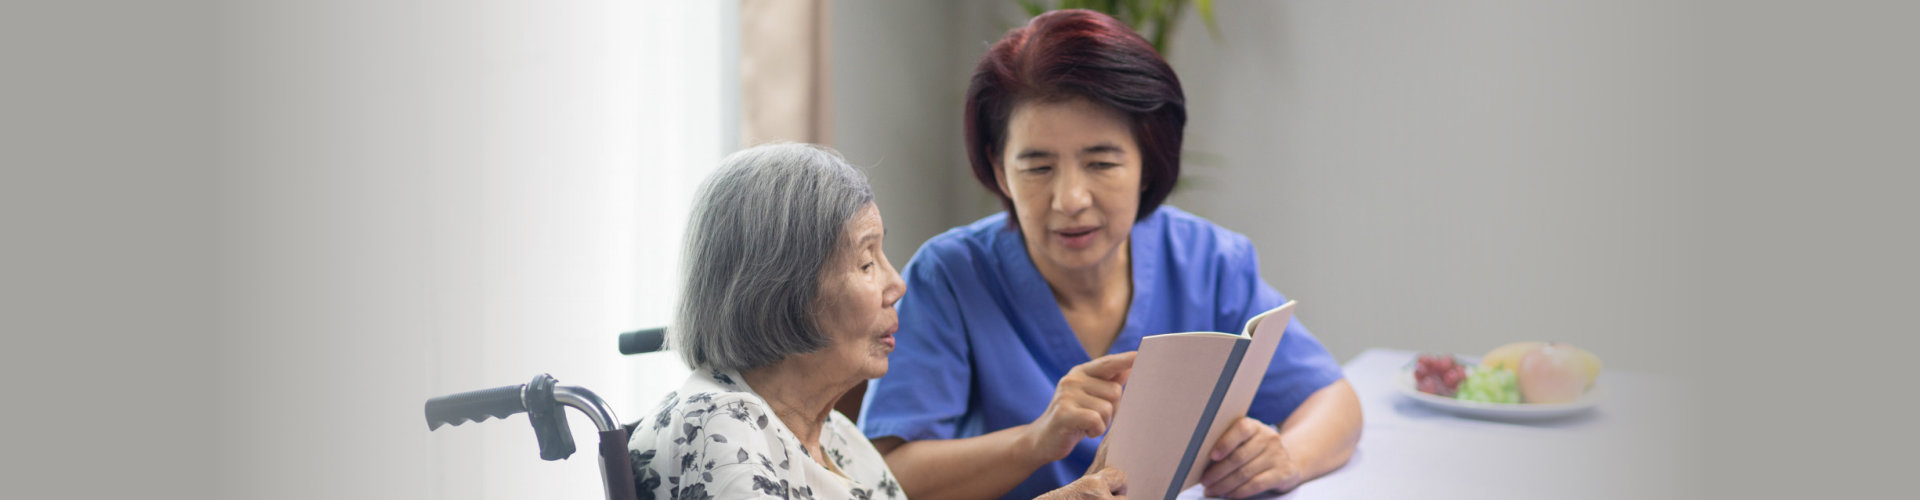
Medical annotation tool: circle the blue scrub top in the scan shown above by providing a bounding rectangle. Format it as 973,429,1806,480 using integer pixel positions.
859,206,1345,500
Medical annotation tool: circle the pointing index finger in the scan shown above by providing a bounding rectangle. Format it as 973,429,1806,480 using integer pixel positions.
1078,351,1138,381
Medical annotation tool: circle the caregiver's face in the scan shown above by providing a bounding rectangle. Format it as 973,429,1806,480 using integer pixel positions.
994,97,1142,273
811,203,906,380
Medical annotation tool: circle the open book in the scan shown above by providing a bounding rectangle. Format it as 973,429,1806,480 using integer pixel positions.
1094,300,1295,500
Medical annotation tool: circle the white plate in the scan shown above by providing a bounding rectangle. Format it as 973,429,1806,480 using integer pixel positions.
1395,360,1601,421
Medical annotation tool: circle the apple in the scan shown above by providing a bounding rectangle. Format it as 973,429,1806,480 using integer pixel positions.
1517,343,1588,404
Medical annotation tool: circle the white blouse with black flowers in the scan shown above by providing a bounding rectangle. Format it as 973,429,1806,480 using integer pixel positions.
628,367,905,500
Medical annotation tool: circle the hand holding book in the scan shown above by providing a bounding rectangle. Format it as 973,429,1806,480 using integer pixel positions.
1197,416,1299,498
1092,300,1299,500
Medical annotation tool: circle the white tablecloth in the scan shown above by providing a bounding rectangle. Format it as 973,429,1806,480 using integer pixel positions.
1176,348,1704,500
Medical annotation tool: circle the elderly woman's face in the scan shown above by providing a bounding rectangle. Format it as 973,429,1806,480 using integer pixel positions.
811,203,905,380
994,97,1143,274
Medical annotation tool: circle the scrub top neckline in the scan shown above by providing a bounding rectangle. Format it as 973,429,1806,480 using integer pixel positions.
993,215,1161,371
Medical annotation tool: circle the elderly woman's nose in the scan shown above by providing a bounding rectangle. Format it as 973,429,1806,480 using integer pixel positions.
882,260,906,306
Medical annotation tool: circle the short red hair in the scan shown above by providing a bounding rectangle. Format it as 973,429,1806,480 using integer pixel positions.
963,9,1187,225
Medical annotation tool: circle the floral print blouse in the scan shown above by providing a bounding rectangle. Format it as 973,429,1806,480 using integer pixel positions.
629,367,905,500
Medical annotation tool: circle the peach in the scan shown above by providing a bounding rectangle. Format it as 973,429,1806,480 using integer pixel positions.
1518,343,1588,404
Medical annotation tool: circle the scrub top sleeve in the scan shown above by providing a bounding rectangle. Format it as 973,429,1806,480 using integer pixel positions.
859,256,972,442
1215,235,1286,332
1221,237,1346,424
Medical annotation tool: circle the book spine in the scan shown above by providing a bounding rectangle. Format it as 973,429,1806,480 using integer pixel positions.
1163,338,1250,500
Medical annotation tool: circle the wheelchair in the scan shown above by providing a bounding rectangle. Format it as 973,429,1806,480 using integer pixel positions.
422,328,668,500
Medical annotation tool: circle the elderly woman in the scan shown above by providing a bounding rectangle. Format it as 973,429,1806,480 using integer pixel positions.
629,143,1126,500
861,10,1363,500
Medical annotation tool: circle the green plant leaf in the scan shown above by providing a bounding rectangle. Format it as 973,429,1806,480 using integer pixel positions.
1018,0,1046,17
1196,0,1220,40
1013,0,1220,56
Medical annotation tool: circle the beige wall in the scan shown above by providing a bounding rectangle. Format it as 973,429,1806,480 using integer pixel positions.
832,1,1706,375
830,1,964,267
3,2,217,499
1159,1,1706,375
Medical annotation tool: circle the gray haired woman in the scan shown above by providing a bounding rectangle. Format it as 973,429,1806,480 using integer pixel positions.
628,143,1127,500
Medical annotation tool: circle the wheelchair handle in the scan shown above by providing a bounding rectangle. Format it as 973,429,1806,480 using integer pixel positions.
617,327,666,355
426,373,590,461
423,384,525,430
424,374,634,500
424,374,627,453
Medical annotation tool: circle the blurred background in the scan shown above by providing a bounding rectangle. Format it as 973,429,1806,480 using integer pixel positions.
5,1,1914,499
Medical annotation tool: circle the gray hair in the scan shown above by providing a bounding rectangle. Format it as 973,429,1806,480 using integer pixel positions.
670,143,875,372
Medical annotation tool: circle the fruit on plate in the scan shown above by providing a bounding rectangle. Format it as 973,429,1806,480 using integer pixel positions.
1569,345,1603,388
1518,343,1594,404
1414,354,1467,397
1482,341,1602,389
1479,341,1543,374
1454,366,1520,404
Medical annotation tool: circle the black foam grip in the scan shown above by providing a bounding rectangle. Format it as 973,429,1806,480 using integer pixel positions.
618,328,667,355
424,385,525,430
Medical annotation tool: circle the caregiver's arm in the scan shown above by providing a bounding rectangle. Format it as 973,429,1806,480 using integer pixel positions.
1276,379,1363,485
875,352,1137,500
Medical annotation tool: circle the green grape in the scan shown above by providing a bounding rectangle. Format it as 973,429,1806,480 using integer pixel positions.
1455,366,1520,403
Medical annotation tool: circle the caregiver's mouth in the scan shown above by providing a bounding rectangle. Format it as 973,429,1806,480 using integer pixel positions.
1055,226,1098,249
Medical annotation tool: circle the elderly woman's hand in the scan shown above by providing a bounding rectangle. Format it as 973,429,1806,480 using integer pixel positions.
1023,351,1136,464
1038,467,1127,500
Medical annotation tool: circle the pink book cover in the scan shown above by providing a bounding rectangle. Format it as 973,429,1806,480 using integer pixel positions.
1096,301,1295,500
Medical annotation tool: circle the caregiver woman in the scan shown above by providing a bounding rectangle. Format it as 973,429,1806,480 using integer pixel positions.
860,10,1361,500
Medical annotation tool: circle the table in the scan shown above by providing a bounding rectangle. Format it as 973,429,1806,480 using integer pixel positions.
1176,348,1704,500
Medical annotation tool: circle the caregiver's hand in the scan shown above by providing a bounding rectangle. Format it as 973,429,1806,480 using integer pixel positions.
1025,351,1136,464
1199,417,1299,498
1037,467,1128,500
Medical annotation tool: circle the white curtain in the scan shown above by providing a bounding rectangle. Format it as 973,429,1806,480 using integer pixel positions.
212,1,726,498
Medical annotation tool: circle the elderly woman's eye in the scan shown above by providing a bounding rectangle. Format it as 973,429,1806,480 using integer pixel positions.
1025,166,1052,174
862,261,876,272
1091,162,1120,169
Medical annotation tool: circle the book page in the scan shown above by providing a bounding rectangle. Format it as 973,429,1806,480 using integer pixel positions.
1175,300,1295,492
1100,332,1245,500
